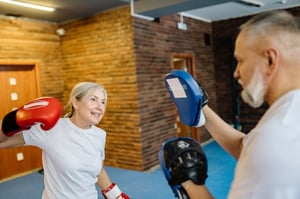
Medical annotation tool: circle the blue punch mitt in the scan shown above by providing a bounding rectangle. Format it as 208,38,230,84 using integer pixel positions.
164,70,207,127
159,137,208,199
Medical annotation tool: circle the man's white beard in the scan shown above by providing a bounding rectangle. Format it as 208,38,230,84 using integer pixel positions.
240,68,267,108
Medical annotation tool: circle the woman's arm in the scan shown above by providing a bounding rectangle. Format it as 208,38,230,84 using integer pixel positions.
97,167,130,199
0,120,25,148
96,167,112,190
0,125,8,143
0,131,25,148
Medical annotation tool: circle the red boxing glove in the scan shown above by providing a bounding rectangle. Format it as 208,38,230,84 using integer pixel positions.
102,183,130,199
2,97,62,136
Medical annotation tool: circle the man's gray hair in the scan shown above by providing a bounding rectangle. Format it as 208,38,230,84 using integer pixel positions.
240,10,300,39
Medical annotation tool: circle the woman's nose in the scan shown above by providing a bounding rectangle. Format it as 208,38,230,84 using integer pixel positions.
97,101,105,110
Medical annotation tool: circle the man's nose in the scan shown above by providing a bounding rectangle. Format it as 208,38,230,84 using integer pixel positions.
233,67,239,80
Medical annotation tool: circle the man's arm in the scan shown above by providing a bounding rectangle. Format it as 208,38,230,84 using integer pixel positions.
164,70,244,159
182,180,214,199
203,106,244,159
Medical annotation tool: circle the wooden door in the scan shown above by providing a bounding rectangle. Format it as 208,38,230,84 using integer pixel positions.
171,54,202,142
0,64,42,181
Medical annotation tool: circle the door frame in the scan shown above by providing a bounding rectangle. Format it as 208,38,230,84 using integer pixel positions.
170,53,202,142
0,59,42,182
0,59,41,97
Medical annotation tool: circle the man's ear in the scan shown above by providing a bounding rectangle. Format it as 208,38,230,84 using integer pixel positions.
265,48,279,75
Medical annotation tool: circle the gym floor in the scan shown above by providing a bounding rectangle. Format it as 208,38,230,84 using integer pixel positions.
0,140,236,199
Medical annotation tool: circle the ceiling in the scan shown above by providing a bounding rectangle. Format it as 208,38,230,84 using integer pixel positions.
0,0,300,23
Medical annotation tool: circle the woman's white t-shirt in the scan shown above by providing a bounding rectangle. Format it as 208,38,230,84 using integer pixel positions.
23,118,106,199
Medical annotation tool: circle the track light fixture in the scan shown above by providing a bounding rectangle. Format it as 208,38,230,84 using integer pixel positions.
0,0,55,12
240,0,264,7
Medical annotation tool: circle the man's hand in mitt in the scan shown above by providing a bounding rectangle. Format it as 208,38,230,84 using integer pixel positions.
164,70,208,127
159,137,208,199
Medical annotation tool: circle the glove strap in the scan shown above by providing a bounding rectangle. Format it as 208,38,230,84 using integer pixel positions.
102,183,122,199
177,187,190,199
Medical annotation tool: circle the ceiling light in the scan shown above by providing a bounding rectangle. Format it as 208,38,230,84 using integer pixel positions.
0,0,55,12
177,14,187,30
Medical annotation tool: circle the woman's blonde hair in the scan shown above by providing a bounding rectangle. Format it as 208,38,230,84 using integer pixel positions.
64,82,107,118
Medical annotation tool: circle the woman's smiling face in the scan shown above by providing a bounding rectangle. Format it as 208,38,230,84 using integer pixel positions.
71,88,107,129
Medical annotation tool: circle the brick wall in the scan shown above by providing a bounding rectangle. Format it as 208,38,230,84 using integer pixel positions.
212,16,269,133
132,15,216,169
59,7,217,170
0,17,63,99
59,7,145,170
211,7,300,132
0,7,233,171
2,6,300,172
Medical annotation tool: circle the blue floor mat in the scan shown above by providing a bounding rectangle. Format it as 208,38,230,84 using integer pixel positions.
0,140,236,199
